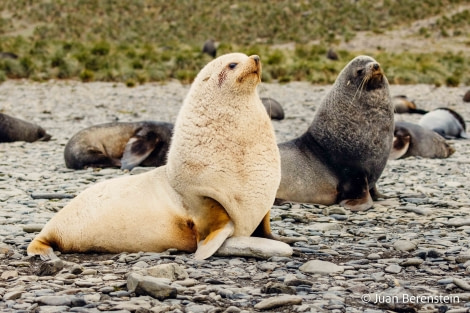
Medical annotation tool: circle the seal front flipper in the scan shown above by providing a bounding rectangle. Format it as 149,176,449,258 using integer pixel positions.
338,169,373,211
194,220,234,260
121,129,160,170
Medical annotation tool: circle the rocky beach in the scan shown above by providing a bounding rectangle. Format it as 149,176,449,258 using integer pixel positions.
1,79,470,313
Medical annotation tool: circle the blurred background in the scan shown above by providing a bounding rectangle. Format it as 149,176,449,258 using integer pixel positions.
0,0,468,86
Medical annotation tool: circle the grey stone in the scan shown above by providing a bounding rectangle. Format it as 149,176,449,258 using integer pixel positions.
146,263,188,281
299,260,344,275
215,236,293,259
254,295,302,310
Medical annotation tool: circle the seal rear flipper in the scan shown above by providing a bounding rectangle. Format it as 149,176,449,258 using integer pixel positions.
27,238,59,261
194,220,234,260
121,136,159,170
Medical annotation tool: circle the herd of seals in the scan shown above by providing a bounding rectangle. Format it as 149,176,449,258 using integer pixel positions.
0,52,468,260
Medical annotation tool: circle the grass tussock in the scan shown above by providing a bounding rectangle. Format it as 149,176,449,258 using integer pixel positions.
0,0,469,85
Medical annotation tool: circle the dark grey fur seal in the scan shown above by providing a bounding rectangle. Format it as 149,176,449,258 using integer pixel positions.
389,121,455,160
418,108,468,139
0,113,51,142
276,55,394,211
261,97,285,120
64,121,173,170
392,95,428,114
202,39,217,58
463,90,470,102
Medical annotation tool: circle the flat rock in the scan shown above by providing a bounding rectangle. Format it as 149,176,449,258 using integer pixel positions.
299,260,344,275
215,236,293,259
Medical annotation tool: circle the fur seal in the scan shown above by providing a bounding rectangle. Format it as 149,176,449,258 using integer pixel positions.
27,53,281,260
202,39,217,58
392,95,428,114
418,108,468,139
389,121,455,160
0,113,51,143
276,55,394,211
166,53,281,259
463,90,470,103
261,97,285,120
64,121,173,170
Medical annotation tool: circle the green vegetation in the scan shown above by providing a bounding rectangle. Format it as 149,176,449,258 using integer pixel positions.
0,0,469,85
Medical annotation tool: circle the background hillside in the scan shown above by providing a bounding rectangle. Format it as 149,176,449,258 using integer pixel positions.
0,0,469,86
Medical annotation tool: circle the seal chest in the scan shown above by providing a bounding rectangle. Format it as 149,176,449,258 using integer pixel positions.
277,55,394,211
167,53,281,259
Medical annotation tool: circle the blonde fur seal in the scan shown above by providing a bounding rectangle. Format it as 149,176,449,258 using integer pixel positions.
276,55,394,211
167,53,281,259
27,53,281,260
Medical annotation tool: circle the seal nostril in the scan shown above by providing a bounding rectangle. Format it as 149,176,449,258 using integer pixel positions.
373,63,379,70
252,55,260,64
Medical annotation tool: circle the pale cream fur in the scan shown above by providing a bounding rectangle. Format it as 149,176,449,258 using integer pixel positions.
167,53,281,238
27,166,197,258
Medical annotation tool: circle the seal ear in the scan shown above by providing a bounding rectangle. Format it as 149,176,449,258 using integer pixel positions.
121,128,160,170
194,220,234,260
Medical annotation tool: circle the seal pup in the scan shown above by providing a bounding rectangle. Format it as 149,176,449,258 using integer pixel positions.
27,53,281,260
418,108,468,139
261,97,285,120
64,121,173,170
0,113,51,143
392,95,428,114
276,55,394,211
167,53,281,259
389,121,455,160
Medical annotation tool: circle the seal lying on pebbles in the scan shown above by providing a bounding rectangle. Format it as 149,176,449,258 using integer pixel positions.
27,53,284,260
389,121,455,160
64,121,173,170
261,97,285,120
392,95,428,114
166,53,281,259
419,108,468,139
276,55,394,211
0,113,51,142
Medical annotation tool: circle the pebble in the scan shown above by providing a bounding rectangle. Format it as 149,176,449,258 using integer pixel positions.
254,295,302,310
299,260,345,275
215,236,293,258
0,81,469,312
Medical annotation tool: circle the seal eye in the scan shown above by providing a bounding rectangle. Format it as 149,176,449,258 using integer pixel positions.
356,69,364,76
228,63,238,69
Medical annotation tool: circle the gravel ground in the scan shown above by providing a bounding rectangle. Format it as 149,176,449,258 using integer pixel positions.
1,79,470,313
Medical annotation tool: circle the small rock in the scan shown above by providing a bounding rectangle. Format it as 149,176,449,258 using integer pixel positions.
37,295,86,307
393,240,417,252
127,272,176,300
215,236,293,259
299,260,344,275
146,263,188,281
261,282,296,295
254,295,302,310
37,259,64,276
384,264,402,274
1,270,18,280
